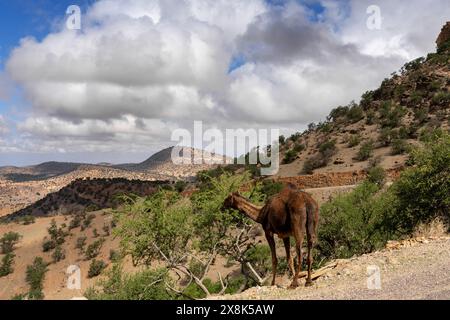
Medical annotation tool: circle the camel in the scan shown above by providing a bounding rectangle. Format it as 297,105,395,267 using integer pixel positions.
222,186,319,288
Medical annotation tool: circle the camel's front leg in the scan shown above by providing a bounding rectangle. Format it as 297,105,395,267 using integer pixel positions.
265,231,277,286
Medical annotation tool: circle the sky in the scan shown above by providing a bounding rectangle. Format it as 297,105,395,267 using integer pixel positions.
0,0,449,166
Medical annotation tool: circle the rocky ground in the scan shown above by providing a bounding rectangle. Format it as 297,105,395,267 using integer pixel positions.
217,236,450,300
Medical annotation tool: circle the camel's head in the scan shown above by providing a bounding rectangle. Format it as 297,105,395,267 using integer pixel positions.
222,192,239,211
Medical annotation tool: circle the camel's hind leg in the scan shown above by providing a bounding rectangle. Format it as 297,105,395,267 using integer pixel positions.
283,237,295,277
290,216,305,288
265,231,278,286
305,237,313,287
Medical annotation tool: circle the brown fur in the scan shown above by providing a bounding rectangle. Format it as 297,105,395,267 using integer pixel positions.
223,186,319,288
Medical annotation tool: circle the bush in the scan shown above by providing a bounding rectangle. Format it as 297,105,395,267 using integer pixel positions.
88,259,107,278
109,249,122,263
0,232,21,254
26,257,49,300
69,215,82,230
52,245,66,263
283,150,298,164
365,109,376,125
85,238,105,260
432,91,450,105
356,140,374,161
76,236,87,253
0,253,15,277
260,180,284,198
346,103,364,123
379,102,406,128
317,182,396,260
391,139,410,155
18,215,35,225
244,244,272,276
42,240,56,253
347,135,361,148
390,132,450,232
367,166,386,186
85,265,174,300
82,213,96,230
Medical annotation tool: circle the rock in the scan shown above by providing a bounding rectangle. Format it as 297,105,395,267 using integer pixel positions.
436,22,450,48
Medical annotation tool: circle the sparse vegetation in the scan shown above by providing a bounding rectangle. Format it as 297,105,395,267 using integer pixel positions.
347,135,361,148
0,253,15,277
391,139,410,155
76,236,87,253
52,245,66,263
356,140,374,161
26,257,49,300
88,259,107,278
0,232,21,254
85,238,105,260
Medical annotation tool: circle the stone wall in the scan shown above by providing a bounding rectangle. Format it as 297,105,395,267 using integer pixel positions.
274,168,402,189
436,22,450,48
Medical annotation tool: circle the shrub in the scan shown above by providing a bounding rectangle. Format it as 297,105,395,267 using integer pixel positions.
318,140,337,158
347,135,361,148
69,215,82,230
390,132,450,232
93,228,99,238
26,257,49,300
88,259,107,278
283,150,298,164
109,249,122,263
360,91,374,109
432,91,450,105
85,238,105,260
278,135,286,145
346,103,364,123
244,244,272,276
0,232,21,254
42,240,56,253
293,143,305,153
82,213,96,230
367,166,386,186
0,253,15,277
18,215,35,225
76,236,87,253
328,106,349,121
260,180,284,198
379,101,406,128
102,224,111,236
52,245,66,263
356,140,374,161
391,139,410,155
379,128,398,146
317,182,396,260
365,109,376,125
85,265,173,300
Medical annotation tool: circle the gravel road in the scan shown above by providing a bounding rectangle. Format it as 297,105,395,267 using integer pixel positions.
217,238,450,300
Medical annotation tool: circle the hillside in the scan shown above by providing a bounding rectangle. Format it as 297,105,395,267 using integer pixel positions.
2,178,172,221
273,34,449,177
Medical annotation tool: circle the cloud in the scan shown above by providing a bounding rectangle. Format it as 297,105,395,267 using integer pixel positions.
0,115,9,135
3,0,450,159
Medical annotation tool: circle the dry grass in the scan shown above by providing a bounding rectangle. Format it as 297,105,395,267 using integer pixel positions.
413,217,449,238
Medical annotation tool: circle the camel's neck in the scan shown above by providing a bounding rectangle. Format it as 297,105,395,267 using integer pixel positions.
233,196,263,223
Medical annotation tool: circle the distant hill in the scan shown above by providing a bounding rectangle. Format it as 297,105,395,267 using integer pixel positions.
0,147,229,183
3,178,172,221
